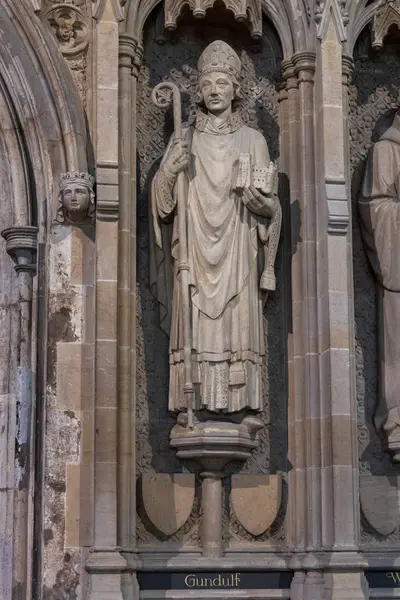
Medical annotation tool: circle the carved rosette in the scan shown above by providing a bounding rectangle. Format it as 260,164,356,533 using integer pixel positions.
42,1,89,105
372,0,400,50
164,0,262,39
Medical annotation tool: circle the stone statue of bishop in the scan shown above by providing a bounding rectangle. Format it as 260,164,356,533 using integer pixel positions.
150,40,281,419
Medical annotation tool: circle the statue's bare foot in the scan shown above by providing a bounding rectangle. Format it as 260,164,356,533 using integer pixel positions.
242,415,263,435
177,411,199,428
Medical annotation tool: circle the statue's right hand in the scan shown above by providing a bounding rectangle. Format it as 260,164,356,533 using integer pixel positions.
163,139,190,179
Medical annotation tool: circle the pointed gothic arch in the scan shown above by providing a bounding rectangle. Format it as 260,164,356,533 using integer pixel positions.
124,0,305,57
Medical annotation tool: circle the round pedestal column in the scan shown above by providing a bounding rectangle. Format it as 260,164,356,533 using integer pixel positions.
200,471,223,557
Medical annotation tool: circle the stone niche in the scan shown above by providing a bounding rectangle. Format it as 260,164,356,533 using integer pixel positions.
135,4,289,551
351,25,400,544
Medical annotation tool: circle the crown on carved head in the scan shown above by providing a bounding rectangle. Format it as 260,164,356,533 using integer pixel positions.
59,171,94,190
198,41,241,80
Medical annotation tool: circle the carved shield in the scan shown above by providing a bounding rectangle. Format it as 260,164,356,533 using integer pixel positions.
141,473,195,536
360,474,400,536
231,474,281,536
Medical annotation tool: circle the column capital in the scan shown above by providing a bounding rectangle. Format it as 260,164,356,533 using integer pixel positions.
281,59,298,91
119,34,143,77
293,51,316,75
1,226,38,274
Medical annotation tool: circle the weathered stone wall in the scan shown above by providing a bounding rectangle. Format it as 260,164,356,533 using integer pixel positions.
42,224,95,599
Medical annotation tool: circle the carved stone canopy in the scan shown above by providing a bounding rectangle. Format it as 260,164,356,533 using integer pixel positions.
164,0,262,39
372,0,400,50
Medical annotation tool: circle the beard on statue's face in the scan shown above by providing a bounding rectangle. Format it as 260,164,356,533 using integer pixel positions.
199,71,235,115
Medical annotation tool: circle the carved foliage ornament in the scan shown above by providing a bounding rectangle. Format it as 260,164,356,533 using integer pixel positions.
164,0,262,39
372,0,400,50
315,0,349,41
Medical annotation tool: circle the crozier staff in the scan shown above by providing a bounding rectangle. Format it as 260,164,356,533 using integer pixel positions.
150,40,281,420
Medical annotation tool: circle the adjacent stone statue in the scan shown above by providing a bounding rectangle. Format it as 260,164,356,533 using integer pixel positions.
359,109,400,461
56,171,95,224
150,41,281,421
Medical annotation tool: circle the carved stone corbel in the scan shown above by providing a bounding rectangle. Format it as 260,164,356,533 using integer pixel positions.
164,0,262,39
1,226,38,276
371,0,400,50
56,171,96,225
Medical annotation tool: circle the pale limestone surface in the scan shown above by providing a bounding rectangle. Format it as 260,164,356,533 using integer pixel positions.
151,41,281,417
359,112,400,462
2,1,400,599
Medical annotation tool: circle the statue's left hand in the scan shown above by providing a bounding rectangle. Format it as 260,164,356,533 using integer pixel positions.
242,185,277,218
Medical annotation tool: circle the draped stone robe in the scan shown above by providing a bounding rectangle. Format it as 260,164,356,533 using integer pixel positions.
150,112,274,413
359,114,400,446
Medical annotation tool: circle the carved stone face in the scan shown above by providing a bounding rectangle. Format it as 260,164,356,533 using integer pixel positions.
58,22,74,41
199,71,235,115
61,183,90,216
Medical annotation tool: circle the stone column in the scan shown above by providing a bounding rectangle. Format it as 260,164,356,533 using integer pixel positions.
281,60,307,597
117,33,142,600
312,15,366,600
200,471,223,558
86,0,126,597
281,60,306,549
1,226,38,600
129,45,142,582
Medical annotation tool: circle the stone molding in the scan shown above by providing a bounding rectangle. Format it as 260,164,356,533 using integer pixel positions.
281,59,298,90
325,177,349,235
293,51,316,83
92,0,125,22
86,547,127,573
95,162,119,221
282,53,316,89
119,33,143,76
315,0,349,42
1,226,38,273
372,0,400,50
342,53,355,87
164,0,262,39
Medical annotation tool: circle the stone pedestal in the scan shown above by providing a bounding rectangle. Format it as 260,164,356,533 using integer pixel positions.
170,419,260,558
170,419,258,466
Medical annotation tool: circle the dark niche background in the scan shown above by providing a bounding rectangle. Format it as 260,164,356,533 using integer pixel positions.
135,5,288,548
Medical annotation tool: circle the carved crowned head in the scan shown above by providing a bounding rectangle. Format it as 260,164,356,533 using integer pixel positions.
197,41,242,115
57,172,95,225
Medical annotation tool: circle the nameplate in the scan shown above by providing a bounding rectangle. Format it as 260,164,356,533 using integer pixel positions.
366,570,400,588
137,571,293,590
